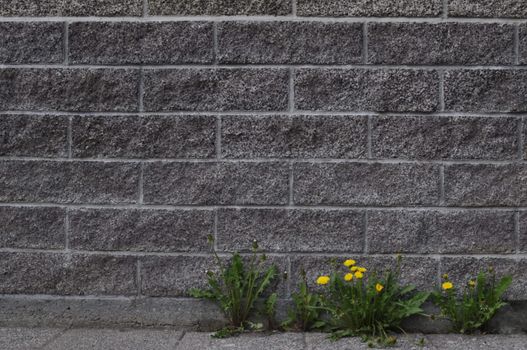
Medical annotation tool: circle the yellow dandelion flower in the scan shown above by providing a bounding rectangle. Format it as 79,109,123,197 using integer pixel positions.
358,267,367,273
344,273,353,281
442,273,449,280
354,271,364,279
442,281,453,290
375,283,384,292
343,259,356,267
350,266,359,272
316,276,330,285
468,280,476,288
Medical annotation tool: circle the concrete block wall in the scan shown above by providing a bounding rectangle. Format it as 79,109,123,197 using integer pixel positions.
1,0,527,326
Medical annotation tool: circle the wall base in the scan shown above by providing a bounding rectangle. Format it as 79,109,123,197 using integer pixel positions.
1,296,525,334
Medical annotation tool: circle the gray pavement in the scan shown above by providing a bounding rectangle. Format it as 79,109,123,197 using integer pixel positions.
1,327,526,350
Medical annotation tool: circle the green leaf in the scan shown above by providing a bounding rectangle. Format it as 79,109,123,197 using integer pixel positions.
495,276,512,297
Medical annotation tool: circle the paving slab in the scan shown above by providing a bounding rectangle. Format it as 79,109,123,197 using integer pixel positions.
1,327,527,350
427,334,527,350
42,328,182,350
0,327,64,350
305,333,435,350
176,332,305,350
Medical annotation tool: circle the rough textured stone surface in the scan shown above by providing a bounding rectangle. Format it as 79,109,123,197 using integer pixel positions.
306,333,434,350
293,163,441,206
0,160,139,204
60,254,138,296
69,208,213,252
0,114,68,157
217,208,365,252
521,212,527,253
143,69,288,112
3,0,527,326
0,22,63,64
0,252,64,294
217,22,362,64
0,0,143,16
295,69,439,112
291,256,438,292
72,115,215,159
148,0,291,15
143,162,289,205
444,164,527,206
520,25,527,65
524,118,527,159
0,206,65,249
448,0,527,18
0,69,140,112
0,253,137,295
368,23,515,65
69,22,213,65
141,255,287,297
441,257,527,300
221,115,367,158
0,328,64,350
44,329,180,350
297,0,442,16
371,115,519,160
139,255,217,297
444,70,527,112
367,210,516,254
176,332,304,350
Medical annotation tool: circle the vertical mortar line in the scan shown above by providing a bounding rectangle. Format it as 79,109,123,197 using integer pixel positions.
138,68,145,113
439,165,445,205
63,22,69,65
288,68,295,113
138,163,144,204
67,116,73,158
442,0,448,19
142,0,149,16
514,24,520,66
367,115,372,159
213,22,219,65
519,117,525,161
438,70,445,112
136,259,142,297
362,22,369,64
216,116,222,159
515,211,520,254
291,0,297,16
363,211,369,254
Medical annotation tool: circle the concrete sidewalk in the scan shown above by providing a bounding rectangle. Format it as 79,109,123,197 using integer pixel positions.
1,327,526,350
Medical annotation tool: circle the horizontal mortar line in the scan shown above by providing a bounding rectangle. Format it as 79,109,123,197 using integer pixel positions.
0,293,139,301
0,202,215,210
3,110,527,118
2,63,527,70
0,202,524,211
0,16,526,24
0,156,525,165
0,294,204,302
0,247,525,259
